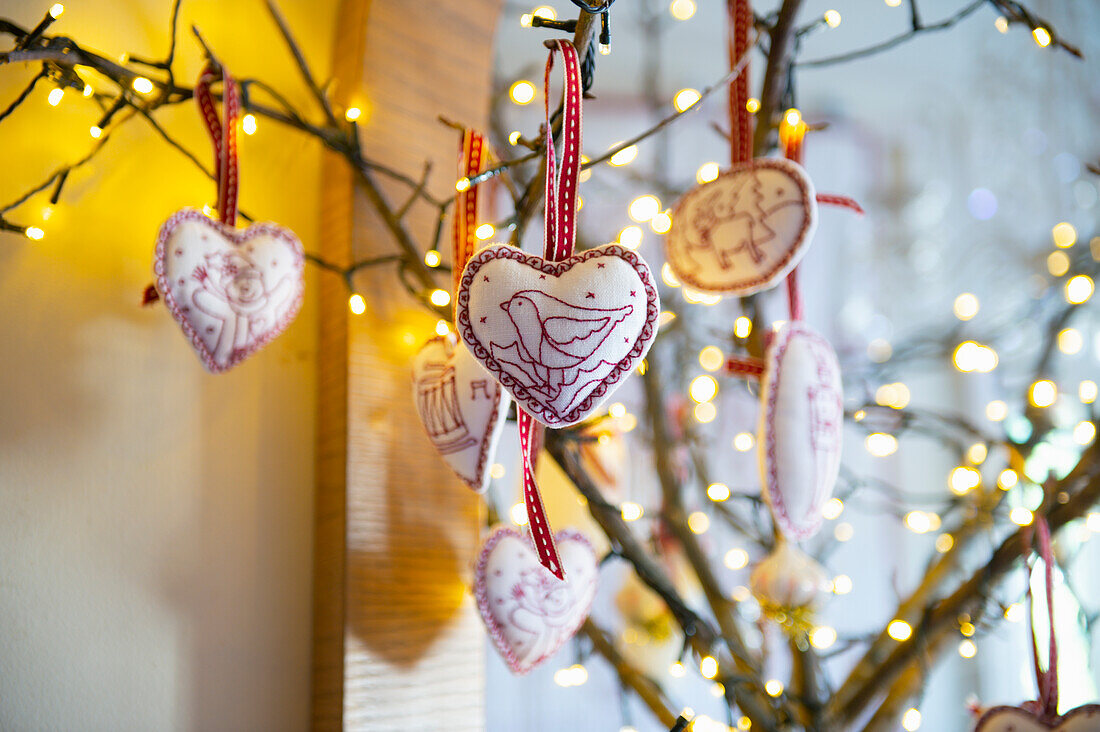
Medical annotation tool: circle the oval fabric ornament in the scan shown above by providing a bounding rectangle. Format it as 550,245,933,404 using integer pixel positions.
758,321,843,540
474,526,598,675
411,334,509,493
974,705,1100,732
749,541,829,610
665,158,817,295
456,243,659,428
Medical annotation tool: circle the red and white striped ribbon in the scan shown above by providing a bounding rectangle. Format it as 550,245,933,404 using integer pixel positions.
453,130,487,293
518,39,584,581
194,63,241,226
728,0,753,166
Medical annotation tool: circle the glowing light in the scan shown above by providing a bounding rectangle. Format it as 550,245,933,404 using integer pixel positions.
49,3,64,18
834,522,854,542
696,162,720,184
342,107,362,123
958,639,977,658
784,108,802,128
823,9,841,27
202,204,216,217
1048,250,1070,277
429,289,451,308
832,575,853,594
1065,275,1094,304
875,382,911,409
455,178,471,192
1029,380,1057,407
618,225,643,249
1058,328,1083,354
902,708,922,731
629,195,661,222
694,401,717,423
669,661,686,678
132,77,154,94
707,483,731,502
435,320,450,336
738,717,752,730
762,679,783,697
533,5,557,20
24,226,44,241
1005,603,1025,622
509,80,535,105
960,621,976,637
47,88,63,106
508,130,522,146
669,0,696,21
986,400,1008,421
424,250,442,267
688,511,710,534
609,402,627,419
822,498,844,520
866,432,898,457
690,375,718,403
608,144,638,167
489,464,505,480
1010,507,1034,526
724,547,748,570
699,346,724,371
868,338,893,362
734,316,752,338
998,469,1018,490
905,511,933,534
733,432,754,452
241,114,257,135
520,13,533,26
1032,27,1051,48
1074,421,1096,446
1082,381,1098,404
661,263,681,287
673,88,701,112
994,16,1009,33
621,502,643,522
810,626,837,650
511,503,528,526
650,211,672,234
1052,222,1077,248
745,98,760,113
82,84,93,97
953,293,979,320
953,341,998,372
949,466,981,495
887,620,913,641
475,223,495,240
935,534,954,553
699,656,718,679
89,125,102,139
1089,513,1100,532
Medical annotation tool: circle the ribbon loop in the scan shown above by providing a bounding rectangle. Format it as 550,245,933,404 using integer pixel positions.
194,63,241,226
453,130,487,294
728,0,753,166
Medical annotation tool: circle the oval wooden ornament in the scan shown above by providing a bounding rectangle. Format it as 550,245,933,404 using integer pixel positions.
974,705,1100,732
758,321,843,540
665,158,817,294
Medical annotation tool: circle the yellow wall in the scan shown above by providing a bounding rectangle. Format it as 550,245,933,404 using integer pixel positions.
0,1,333,728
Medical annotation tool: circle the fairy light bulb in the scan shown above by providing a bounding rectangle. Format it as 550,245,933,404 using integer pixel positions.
696,161,719,184
348,293,366,314
509,80,535,105
823,9,841,27
745,98,760,113
1029,380,1057,407
475,223,495,240
47,88,63,106
1047,250,1070,276
618,226,643,249
669,0,696,21
687,511,710,534
707,483,730,502
724,547,748,569
24,226,44,241
1005,603,1025,622
953,293,979,320
958,639,978,658
986,400,1007,421
1010,507,1034,526
1073,421,1096,446
997,469,1018,490
82,83,93,97
628,195,661,222
608,143,638,167
832,575,852,594
424,250,442,267
694,401,717,423
673,88,701,112
822,498,843,520
810,626,836,649
1080,381,1098,404
689,375,718,403
949,466,981,495
1065,275,1094,304
132,76,154,94
699,656,718,679
732,432,754,452
49,3,64,18
510,503,528,526
1052,222,1077,248
865,433,898,457
887,620,912,641
89,125,102,139
455,178,471,192
764,679,784,697
429,289,451,307
650,211,672,234
734,316,752,338
344,107,362,122
242,114,257,135
994,16,1009,33
1058,328,1082,354
435,320,450,336
902,708,922,731
1032,27,1051,47
620,502,643,521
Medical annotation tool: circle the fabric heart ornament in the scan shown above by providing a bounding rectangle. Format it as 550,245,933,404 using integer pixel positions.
973,705,1100,732
475,526,598,675
665,158,817,295
154,208,304,373
411,334,510,493
758,321,843,540
456,243,659,428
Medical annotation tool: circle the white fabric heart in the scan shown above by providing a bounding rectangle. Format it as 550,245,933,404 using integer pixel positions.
154,208,304,373
666,158,817,294
456,243,659,427
475,526,598,675
974,705,1100,731
411,334,510,493
759,322,843,540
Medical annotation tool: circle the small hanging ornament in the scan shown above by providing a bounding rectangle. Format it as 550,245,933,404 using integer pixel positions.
749,541,829,640
153,64,304,373
474,525,598,675
457,41,659,580
412,129,509,492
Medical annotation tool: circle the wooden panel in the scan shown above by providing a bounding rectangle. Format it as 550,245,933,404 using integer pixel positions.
312,0,502,729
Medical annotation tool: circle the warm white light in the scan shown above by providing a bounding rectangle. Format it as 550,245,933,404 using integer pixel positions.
49,3,64,18
424,250,442,267
82,83,93,97
764,679,784,697
784,108,802,127
953,292,979,320
834,522,854,542
737,718,751,731
490,463,506,479
690,375,718,403
1081,380,1098,404
1065,275,1094,304
887,620,912,641
832,575,852,594
132,76,154,94
998,469,1018,490
1010,507,1034,526
661,263,681,288
344,106,361,121
699,656,718,679
1052,222,1077,248
47,88,63,106
994,16,1009,33
1088,513,1100,532
629,195,661,222
1048,250,1070,277
688,511,710,534
734,316,752,338
724,547,748,570
1074,421,1096,446
875,382,911,409
935,534,955,553
949,466,981,495
89,125,102,139
650,211,672,234
967,442,988,465
669,661,686,678
533,5,557,20
953,341,998,372
958,639,977,658
673,88,701,112
823,9,841,27
618,225,643,249
509,80,535,105
707,483,731,502
694,402,717,423
511,502,528,526
1029,380,1057,408
1032,26,1052,47
868,338,893,362
429,289,451,307
669,0,696,21
986,400,1008,421
609,144,638,167
608,402,627,419
905,511,933,534
696,162,720,184
699,346,724,371
733,432,754,452
24,226,44,241
1005,603,1025,622
435,320,450,336
475,223,495,240
822,498,844,520
242,114,257,135
866,432,898,457
810,626,837,649
902,708,922,731
348,294,366,314
1058,328,1083,354
745,98,760,113
621,502,643,522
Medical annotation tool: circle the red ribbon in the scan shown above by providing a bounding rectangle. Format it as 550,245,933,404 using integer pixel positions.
728,0,753,166
517,40,584,582
194,63,241,226
1027,515,1059,720
453,130,487,293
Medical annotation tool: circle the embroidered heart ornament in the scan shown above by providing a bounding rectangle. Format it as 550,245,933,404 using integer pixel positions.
154,208,305,373
456,243,659,428
475,526,598,675
411,334,510,493
974,705,1100,732
759,321,843,540
666,158,817,294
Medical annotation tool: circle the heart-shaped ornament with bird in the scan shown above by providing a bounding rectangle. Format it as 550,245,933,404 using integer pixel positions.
411,334,510,493
155,209,304,373
665,158,817,295
456,243,659,428
974,705,1100,732
475,526,598,675
759,321,843,540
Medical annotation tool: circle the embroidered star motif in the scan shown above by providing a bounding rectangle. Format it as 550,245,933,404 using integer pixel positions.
629,290,636,297
596,263,606,269
623,337,629,343
539,274,547,279
483,275,490,282
586,292,595,299
480,316,487,323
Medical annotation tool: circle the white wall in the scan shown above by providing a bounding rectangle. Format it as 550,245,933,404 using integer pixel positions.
0,1,335,729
